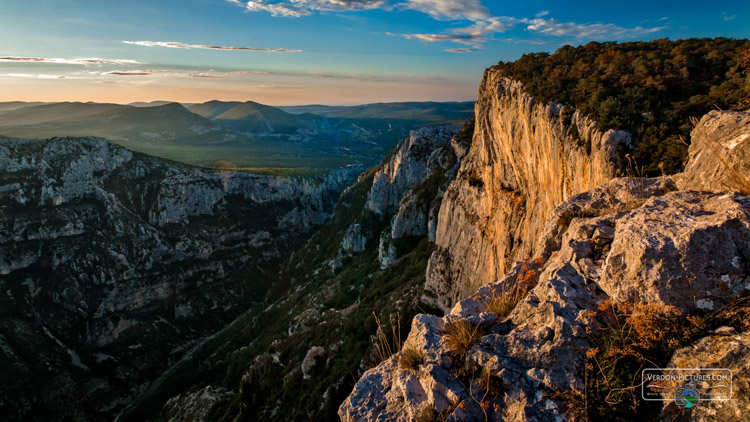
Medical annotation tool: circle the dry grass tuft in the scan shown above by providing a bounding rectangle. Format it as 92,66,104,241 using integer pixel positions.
441,319,485,358
483,258,544,320
399,346,426,372
370,312,402,366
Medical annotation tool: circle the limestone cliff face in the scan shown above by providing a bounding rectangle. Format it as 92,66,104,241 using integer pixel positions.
362,125,465,270
424,70,629,311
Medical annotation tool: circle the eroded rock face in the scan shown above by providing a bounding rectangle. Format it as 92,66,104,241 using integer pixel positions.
424,72,629,312
366,126,459,216
341,176,750,421
679,110,750,193
346,124,468,270
302,346,326,380
0,137,356,421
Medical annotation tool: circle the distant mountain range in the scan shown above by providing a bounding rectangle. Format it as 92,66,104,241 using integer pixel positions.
0,100,473,172
279,101,474,122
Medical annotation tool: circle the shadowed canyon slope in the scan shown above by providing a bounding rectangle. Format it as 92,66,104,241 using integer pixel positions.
0,137,356,421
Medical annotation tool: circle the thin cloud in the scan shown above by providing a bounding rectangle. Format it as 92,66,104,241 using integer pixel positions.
0,56,142,65
522,17,665,39
102,69,278,78
402,16,512,47
497,37,549,45
242,1,311,17
122,40,303,53
228,0,386,17
1,73,67,79
721,12,736,21
403,33,484,45
535,10,549,18
310,71,335,78
105,71,154,76
402,0,489,21
445,48,480,53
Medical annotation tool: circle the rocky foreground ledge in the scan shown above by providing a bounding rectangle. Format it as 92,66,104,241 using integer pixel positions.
340,110,750,421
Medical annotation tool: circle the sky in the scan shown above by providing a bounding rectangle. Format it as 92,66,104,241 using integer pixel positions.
0,0,748,105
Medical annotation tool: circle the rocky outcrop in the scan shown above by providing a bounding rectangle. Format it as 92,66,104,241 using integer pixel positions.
302,346,326,380
662,330,750,421
342,177,750,421
366,126,460,216
159,386,235,422
369,125,470,270
424,72,630,312
0,137,356,421
342,98,750,420
679,110,750,193
329,124,468,271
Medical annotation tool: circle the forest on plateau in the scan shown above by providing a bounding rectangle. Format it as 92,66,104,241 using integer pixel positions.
496,38,750,175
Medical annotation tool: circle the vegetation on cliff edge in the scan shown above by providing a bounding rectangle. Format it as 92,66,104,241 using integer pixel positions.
496,38,750,175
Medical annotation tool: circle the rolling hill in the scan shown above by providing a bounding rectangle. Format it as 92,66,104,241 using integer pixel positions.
279,101,475,122
186,100,242,119
0,102,129,126
190,100,305,134
0,101,50,112
0,102,228,145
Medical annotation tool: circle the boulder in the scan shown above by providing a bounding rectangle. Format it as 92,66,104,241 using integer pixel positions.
662,332,750,421
679,110,750,193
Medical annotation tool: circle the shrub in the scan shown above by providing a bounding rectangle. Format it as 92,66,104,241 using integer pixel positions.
415,404,438,422
584,300,686,419
399,346,426,372
584,295,749,419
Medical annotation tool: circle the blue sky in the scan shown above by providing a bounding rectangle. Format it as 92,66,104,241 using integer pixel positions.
0,0,747,104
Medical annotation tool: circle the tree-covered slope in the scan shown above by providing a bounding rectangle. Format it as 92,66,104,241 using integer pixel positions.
495,38,750,175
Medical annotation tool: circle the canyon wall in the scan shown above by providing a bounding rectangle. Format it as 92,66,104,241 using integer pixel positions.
0,137,355,421
424,69,630,311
